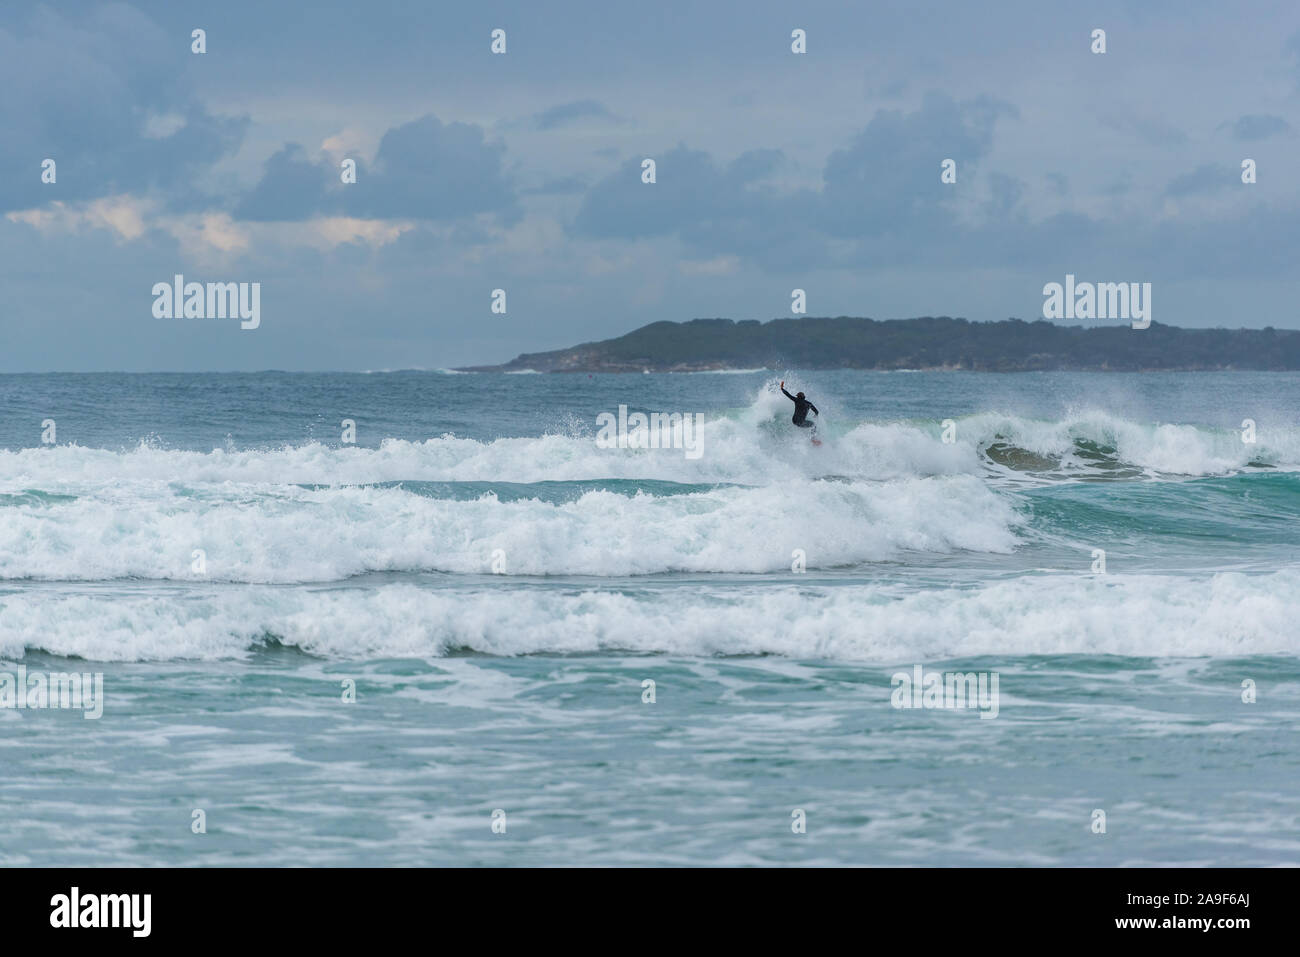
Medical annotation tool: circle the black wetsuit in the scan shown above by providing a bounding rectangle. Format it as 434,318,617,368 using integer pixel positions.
781,388,819,428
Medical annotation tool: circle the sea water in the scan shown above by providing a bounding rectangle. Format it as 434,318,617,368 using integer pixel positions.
0,370,1297,865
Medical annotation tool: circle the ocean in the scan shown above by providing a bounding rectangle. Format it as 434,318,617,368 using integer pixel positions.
1,369,1297,866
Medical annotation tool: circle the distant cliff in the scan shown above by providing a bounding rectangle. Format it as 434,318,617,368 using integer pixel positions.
457,316,1300,372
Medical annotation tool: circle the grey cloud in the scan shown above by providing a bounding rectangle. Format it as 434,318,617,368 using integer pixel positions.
0,4,246,212
533,100,622,130
235,115,521,225
1165,163,1235,196
818,92,1017,238
1219,114,1292,140
1098,111,1189,148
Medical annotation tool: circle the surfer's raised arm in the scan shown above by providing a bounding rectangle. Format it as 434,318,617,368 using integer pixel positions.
780,380,796,401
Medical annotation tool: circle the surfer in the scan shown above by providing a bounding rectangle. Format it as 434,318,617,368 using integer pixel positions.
780,381,820,441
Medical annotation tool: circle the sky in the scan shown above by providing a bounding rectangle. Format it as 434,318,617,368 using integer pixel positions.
3,0,1300,371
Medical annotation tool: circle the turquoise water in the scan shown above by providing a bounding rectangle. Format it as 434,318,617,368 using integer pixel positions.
1,371,1298,865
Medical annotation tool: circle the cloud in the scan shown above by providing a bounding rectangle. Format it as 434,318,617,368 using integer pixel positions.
678,255,740,276
817,92,1017,238
570,94,1019,268
531,99,622,130
1098,111,1188,148
1165,163,1235,197
570,144,816,265
0,5,247,214
1219,114,1292,141
235,144,337,222
163,212,252,263
727,149,785,184
235,115,521,225
564,89,1300,282
296,217,413,250
6,195,154,242
522,175,589,196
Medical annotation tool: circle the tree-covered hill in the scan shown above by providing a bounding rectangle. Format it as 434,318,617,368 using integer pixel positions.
458,316,1300,372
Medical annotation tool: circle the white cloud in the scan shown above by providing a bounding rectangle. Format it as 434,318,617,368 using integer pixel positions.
164,212,251,261
142,112,188,139
679,255,740,276
309,217,412,248
6,196,153,241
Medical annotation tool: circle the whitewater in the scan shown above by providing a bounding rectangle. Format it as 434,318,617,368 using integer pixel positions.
2,372,1299,660
3,369,1298,866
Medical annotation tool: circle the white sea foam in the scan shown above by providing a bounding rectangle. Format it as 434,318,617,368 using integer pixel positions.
0,395,1293,587
3,570,1296,661
954,408,1297,476
678,368,769,374
0,402,1290,491
0,475,1020,582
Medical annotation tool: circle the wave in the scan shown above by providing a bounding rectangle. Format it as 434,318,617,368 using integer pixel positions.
678,368,769,374
0,476,1020,582
959,409,1296,478
1,396,1292,489
4,569,1296,661
1,389,1295,585
0,428,976,491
